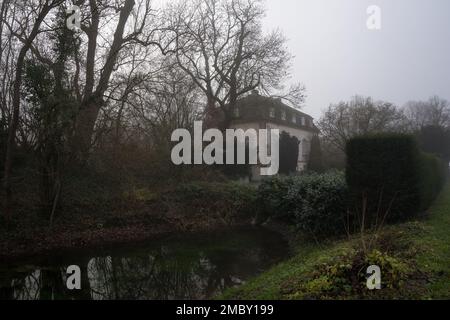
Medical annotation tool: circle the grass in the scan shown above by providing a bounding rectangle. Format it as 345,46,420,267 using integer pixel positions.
220,183,450,300
410,183,450,298
220,241,353,300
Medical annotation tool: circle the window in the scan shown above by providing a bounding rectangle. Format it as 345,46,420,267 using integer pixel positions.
269,108,275,118
301,117,306,126
234,108,240,118
292,115,297,123
281,111,286,121
302,139,311,160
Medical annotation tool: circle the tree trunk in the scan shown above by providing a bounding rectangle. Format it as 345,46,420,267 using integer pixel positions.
71,97,103,161
2,2,53,220
3,49,26,221
71,0,135,161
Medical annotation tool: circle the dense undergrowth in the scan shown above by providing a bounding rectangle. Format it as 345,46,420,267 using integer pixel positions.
0,167,258,261
220,184,450,300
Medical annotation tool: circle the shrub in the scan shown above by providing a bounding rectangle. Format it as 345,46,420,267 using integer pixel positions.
257,175,295,221
288,248,420,300
287,172,348,237
258,171,348,237
419,153,447,209
169,182,258,221
346,133,446,223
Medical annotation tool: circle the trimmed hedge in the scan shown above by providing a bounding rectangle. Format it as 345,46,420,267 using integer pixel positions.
420,153,447,208
257,134,446,238
258,171,348,237
346,134,446,223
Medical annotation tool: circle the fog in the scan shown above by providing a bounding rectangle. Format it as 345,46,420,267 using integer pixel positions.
263,0,450,118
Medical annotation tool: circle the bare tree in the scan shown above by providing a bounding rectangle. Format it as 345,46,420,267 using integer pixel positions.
404,95,450,130
84,50,201,183
7,0,173,162
0,0,13,130
8,0,173,160
318,96,407,152
129,57,202,145
168,0,302,129
70,0,139,158
2,0,64,221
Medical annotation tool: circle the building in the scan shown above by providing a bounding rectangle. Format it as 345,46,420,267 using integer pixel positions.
229,90,319,178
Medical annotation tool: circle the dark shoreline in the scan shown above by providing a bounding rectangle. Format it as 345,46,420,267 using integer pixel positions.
0,213,254,265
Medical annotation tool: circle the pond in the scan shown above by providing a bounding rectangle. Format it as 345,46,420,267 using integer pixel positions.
0,227,288,300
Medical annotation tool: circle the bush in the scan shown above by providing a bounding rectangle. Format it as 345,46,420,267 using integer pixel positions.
257,175,296,221
289,248,420,300
258,171,348,237
169,181,258,221
288,172,348,236
419,153,447,209
346,133,446,223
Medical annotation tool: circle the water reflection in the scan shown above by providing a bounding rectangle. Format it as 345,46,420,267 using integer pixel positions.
0,227,288,300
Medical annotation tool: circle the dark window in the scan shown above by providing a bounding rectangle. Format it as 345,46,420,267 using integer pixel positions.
270,108,275,118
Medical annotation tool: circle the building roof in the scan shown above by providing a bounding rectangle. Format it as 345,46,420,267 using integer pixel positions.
232,90,319,133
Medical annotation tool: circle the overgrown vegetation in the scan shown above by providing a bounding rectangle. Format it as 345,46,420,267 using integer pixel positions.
0,0,302,226
258,133,447,238
258,172,348,237
165,182,258,221
221,184,450,300
0,175,259,260
222,134,448,300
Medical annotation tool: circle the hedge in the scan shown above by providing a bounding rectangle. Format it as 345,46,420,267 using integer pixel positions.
346,133,446,223
419,153,447,209
258,171,348,237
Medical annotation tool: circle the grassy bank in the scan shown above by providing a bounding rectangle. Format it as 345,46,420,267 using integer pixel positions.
411,183,450,298
221,184,450,300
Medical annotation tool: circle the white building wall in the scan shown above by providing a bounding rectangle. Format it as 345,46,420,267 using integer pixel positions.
229,122,261,131
230,121,315,179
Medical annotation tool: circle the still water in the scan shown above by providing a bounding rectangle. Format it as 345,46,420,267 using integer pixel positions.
0,227,288,300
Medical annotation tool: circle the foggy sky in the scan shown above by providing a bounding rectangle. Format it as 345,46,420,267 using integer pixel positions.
158,0,450,120
263,0,450,119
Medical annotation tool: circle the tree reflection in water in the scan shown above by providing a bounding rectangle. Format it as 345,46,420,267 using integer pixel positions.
1,227,288,300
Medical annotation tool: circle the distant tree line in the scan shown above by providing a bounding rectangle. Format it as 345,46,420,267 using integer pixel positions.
317,95,450,170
